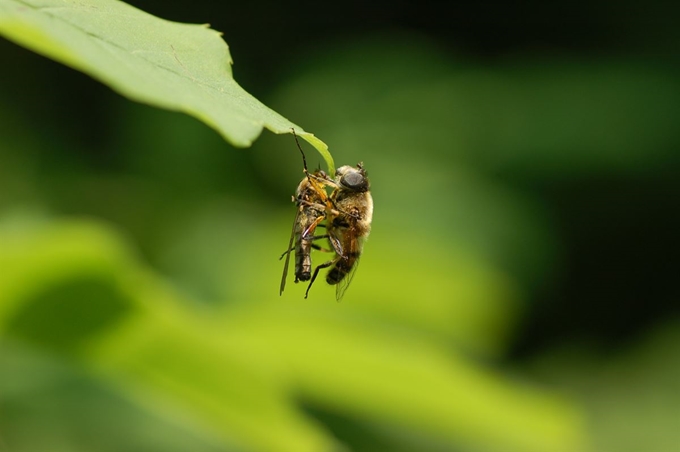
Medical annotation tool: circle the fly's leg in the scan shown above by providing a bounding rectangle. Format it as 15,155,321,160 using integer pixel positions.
327,233,344,259
306,234,329,240
279,247,294,260
282,235,330,259
298,199,327,210
311,243,333,253
305,256,339,299
301,216,326,239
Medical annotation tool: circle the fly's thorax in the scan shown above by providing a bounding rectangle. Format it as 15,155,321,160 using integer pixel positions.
362,191,374,225
332,191,373,225
329,163,373,241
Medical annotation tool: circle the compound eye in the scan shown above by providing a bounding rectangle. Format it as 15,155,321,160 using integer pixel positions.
342,171,366,190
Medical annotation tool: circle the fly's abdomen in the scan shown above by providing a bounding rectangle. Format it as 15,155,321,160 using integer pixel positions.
326,266,346,285
294,211,324,282
295,238,312,282
326,253,358,285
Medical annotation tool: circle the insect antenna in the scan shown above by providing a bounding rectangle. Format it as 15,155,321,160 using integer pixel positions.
291,128,310,176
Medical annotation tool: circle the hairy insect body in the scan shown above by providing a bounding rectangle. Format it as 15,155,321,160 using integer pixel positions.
325,164,373,293
326,203,372,284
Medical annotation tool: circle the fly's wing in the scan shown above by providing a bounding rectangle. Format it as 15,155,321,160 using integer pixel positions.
280,207,301,295
327,228,344,257
335,254,360,302
334,235,363,302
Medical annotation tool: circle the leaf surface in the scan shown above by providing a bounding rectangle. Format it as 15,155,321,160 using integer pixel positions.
0,0,334,171
0,219,588,452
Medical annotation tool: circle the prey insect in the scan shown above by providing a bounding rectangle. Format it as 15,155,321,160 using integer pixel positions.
279,129,335,296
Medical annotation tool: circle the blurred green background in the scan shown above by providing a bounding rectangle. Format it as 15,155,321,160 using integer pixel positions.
1,1,679,451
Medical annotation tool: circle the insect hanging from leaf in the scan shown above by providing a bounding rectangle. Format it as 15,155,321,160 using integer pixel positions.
280,129,373,301
279,130,336,295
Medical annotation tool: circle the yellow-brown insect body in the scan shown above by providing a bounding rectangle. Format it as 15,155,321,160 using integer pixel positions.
326,163,373,298
281,128,343,297
293,171,331,282
281,166,337,296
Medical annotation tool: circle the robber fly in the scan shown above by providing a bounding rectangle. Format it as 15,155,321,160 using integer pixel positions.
279,130,335,295
306,163,373,301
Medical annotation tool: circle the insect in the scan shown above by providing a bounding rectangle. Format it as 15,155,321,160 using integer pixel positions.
306,162,373,301
279,130,335,296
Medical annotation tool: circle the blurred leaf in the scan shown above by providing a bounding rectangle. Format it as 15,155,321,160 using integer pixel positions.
0,341,235,452
528,321,680,452
0,218,341,452
0,218,588,452
136,194,522,357
0,0,334,172
218,302,588,452
265,36,680,180
256,36,680,296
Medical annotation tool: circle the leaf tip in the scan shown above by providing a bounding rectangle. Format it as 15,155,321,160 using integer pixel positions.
296,131,336,178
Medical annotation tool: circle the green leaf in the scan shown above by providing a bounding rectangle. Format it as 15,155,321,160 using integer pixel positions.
0,341,236,452
529,322,680,452
0,218,589,452
0,219,342,452
0,0,335,174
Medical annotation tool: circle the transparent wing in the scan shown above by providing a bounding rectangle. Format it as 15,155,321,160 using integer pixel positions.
279,207,300,295
335,255,360,302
